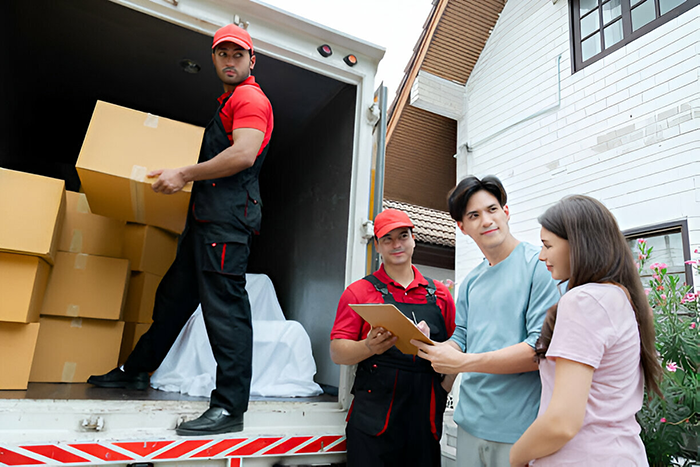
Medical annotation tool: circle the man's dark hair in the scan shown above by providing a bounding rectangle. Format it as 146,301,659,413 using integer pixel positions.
447,175,508,222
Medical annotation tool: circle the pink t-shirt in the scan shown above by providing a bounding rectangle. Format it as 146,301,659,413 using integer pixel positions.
533,283,648,467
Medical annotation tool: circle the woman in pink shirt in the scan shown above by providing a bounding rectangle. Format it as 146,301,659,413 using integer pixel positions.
509,195,663,467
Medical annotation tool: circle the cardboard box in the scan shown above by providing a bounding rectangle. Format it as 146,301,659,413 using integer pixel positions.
58,191,126,257
29,317,124,383
124,224,178,276
0,322,40,389
41,252,130,320
0,253,51,323
75,101,204,234
118,322,151,366
123,271,162,323
0,168,66,264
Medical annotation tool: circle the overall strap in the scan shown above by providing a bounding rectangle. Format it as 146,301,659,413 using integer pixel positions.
424,277,437,304
362,274,391,298
363,274,437,303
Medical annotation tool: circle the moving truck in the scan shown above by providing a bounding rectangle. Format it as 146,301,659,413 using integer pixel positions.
0,0,388,465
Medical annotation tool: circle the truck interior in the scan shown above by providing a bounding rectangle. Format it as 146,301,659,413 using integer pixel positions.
1,0,358,400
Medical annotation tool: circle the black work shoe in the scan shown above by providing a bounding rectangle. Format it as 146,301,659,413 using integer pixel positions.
87,367,150,390
176,407,244,436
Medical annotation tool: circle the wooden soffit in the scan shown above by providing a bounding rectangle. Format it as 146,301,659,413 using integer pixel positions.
387,0,506,142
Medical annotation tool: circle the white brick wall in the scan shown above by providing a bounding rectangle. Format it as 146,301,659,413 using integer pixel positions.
454,1,700,289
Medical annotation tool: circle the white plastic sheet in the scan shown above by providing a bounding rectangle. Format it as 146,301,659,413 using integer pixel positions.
150,274,322,398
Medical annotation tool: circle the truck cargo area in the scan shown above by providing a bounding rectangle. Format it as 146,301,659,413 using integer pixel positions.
2,0,359,399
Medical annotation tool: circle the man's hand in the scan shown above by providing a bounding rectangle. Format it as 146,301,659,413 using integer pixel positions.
416,320,430,338
411,339,469,374
364,326,397,356
149,168,187,194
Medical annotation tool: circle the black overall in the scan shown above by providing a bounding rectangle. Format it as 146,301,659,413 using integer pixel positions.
346,275,449,467
125,85,269,417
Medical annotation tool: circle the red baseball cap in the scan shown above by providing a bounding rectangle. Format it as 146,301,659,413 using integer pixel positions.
374,209,414,238
212,24,254,54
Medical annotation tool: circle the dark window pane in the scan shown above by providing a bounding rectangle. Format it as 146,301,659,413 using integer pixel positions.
603,0,622,23
627,231,688,286
604,19,624,47
660,0,686,14
582,33,602,60
581,9,601,37
580,0,599,15
632,0,657,30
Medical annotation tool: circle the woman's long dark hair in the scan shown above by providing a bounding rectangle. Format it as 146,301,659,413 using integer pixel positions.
535,195,662,397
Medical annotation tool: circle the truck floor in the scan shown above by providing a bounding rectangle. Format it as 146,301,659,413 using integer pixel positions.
0,383,336,403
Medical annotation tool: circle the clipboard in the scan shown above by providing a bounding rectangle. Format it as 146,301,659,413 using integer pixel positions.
349,303,434,356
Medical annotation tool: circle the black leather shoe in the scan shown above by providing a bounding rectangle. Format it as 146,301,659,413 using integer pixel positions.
176,407,244,436
87,367,150,390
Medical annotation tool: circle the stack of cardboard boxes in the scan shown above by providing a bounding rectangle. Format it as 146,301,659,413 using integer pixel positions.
30,191,129,383
1,100,203,389
0,169,65,389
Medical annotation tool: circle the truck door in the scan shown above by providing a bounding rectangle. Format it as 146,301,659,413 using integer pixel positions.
366,84,388,275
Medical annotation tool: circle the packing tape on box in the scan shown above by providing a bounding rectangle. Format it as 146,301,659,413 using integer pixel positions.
62,362,77,382
69,229,83,253
71,318,83,328
74,253,88,270
130,165,147,224
66,304,80,317
76,195,90,213
143,113,159,129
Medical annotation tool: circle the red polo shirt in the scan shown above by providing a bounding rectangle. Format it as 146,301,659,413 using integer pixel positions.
217,75,273,156
330,265,456,341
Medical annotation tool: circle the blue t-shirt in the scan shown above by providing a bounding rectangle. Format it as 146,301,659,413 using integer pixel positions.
451,242,560,443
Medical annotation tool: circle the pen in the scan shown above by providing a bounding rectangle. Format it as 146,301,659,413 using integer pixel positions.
412,311,418,326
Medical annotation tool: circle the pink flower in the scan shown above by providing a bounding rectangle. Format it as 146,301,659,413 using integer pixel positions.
690,322,696,330
656,285,664,291
652,274,661,281
666,361,678,372
695,248,699,254
660,418,667,423
685,260,698,265
637,238,646,244
685,293,697,302
644,288,651,296
660,294,667,300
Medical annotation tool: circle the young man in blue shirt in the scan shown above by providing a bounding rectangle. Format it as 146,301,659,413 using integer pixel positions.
413,175,560,467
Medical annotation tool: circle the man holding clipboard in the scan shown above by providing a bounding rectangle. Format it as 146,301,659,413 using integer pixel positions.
330,209,456,467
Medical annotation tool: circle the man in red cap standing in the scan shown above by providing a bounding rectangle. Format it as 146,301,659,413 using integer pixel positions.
89,24,273,436
329,209,456,466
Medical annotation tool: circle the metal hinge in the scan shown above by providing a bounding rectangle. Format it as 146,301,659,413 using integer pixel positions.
360,220,374,244
80,415,105,432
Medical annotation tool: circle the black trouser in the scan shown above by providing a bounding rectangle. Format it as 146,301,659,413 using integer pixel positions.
124,220,253,416
346,365,446,467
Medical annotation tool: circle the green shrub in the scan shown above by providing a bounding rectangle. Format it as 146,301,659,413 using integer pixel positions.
636,240,699,466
